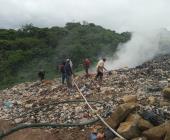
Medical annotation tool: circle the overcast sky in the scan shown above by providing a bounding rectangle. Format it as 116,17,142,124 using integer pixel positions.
1,0,170,31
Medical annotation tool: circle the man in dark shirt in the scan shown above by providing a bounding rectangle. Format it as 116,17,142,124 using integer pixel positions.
59,61,66,84
64,59,73,88
38,69,45,81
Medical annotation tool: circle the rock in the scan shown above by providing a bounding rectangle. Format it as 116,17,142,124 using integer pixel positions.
125,113,153,131
163,88,170,100
126,113,142,122
138,119,153,131
143,123,166,140
131,137,147,140
117,121,140,139
122,95,137,103
105,103,137,128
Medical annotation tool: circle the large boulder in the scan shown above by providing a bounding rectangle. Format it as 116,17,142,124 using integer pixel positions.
143,122,170,140
143,123,166,140
138,119,153,131
105,103,137,129
126,113,153,131
164,122,170,140
117,121,140,139
163,88,170,100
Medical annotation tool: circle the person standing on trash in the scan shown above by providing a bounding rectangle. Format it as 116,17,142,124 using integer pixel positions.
69,59,73,70
38,69,45,81
64,59,73,88
83,58,91,77
95,58,107,81
59,61,66,84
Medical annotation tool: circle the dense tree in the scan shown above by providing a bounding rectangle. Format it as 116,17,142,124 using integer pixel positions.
0,22,131,89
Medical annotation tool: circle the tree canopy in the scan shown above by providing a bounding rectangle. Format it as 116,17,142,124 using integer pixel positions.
0,22,131,89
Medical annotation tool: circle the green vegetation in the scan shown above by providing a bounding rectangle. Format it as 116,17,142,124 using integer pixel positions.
0,22,131,89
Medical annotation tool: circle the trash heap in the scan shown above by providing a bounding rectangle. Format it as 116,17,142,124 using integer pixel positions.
0,54,170,140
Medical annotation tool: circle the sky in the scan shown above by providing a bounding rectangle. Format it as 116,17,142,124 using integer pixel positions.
0,0,170,32
1,0,170,68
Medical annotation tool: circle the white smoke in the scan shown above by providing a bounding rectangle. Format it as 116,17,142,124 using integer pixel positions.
1,0,170,70
106,29,170,70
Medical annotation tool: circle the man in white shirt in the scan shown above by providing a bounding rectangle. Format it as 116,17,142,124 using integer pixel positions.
95,58,107,81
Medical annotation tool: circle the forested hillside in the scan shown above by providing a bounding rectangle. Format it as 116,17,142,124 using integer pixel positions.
0,22,131,89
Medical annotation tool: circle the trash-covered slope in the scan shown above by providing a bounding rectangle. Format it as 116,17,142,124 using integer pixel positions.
0,54,170,140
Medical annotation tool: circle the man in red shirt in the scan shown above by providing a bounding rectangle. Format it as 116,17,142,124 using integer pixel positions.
83,58,91,77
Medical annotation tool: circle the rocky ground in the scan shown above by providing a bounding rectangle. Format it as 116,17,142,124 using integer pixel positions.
0,54,170,140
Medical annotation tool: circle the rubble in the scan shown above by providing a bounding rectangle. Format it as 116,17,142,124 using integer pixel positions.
148,96,156,105
163,88,170,100
0,54,170,139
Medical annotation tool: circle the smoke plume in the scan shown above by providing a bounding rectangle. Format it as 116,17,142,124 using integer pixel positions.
106,29,170,70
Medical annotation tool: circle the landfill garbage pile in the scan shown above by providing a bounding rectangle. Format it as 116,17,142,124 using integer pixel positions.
0,54,170,140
